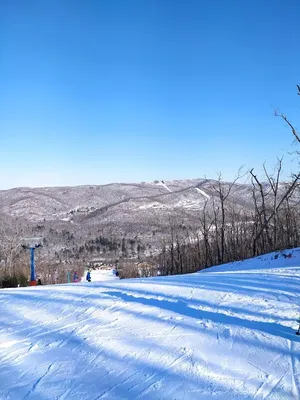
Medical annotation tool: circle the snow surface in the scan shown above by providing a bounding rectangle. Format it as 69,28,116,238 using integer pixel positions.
1,250,300,399
82,269,120,282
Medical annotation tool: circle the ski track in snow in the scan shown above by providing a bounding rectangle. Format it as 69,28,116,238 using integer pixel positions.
0,250,300,399
289,341,300,400
24,363,55,399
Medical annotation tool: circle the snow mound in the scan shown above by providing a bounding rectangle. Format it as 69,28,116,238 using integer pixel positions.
206,247,300,273
0,249,300,399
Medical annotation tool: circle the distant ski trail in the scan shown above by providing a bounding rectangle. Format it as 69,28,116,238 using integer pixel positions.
196,187,210,199
157,181,172,192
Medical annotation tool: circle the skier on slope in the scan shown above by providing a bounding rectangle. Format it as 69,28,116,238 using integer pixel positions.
86,270,91,282
73,271,79,283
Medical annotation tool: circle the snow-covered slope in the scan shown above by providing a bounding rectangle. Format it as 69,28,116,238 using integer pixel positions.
82,268,120,282
1,249,300,400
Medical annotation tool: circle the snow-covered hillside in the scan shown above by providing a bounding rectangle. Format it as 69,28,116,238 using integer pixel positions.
1,178,299,263
1,249,300,399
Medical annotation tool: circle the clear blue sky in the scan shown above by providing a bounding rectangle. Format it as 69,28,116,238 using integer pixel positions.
0,0,299,189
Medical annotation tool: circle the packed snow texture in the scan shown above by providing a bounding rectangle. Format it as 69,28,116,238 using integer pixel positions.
0,249,300,399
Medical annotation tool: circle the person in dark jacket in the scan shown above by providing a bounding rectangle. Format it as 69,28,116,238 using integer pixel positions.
73,271,79,283
86,270,91,282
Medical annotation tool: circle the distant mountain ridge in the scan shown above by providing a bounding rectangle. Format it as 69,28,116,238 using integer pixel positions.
0,178,251,222
0,178,297,263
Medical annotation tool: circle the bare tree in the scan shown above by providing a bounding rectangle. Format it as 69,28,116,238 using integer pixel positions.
211,169,246,264
0,217,24,276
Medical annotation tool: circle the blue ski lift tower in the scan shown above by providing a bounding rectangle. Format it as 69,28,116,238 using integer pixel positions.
22,237,43,286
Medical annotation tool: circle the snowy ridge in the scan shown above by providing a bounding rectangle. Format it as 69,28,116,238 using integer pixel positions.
1,178,299,263
0,249,300,399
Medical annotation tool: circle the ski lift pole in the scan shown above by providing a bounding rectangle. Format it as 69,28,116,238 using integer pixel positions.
22,240,42,286
30,247,36,284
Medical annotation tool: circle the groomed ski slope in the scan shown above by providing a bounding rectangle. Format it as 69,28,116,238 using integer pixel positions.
0,250,300,400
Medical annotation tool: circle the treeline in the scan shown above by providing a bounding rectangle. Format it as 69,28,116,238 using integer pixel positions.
158,164,299,276
77,236,146,258
0,224,148,286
